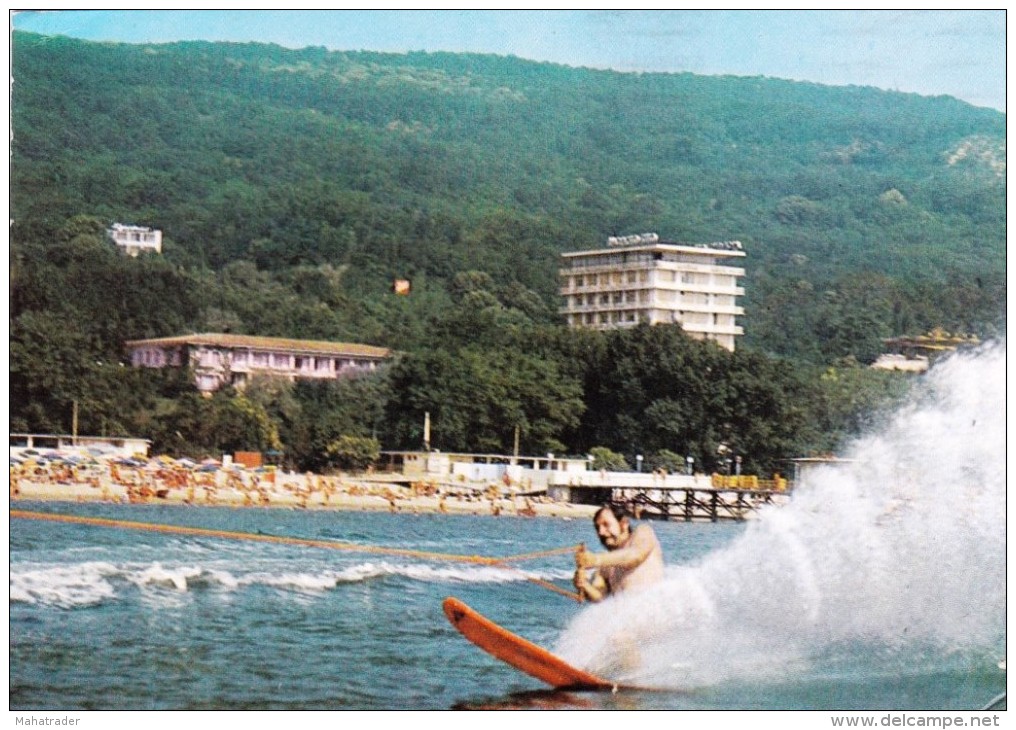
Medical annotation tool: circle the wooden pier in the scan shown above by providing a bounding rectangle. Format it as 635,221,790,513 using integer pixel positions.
564,483,790,522
619,486,788,522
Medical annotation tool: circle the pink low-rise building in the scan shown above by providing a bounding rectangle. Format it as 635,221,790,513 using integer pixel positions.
125,333,392,394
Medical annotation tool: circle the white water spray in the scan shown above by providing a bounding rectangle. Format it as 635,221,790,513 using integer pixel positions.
556,343,1006,688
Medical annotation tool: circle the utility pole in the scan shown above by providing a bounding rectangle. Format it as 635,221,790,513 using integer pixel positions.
72,400,79,446
512,425,520,465
423,411,431,452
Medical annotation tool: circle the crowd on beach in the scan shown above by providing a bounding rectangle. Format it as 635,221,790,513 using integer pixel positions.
10,449,590,519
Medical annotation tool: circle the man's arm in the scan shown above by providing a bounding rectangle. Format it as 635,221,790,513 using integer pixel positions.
573,566,608,602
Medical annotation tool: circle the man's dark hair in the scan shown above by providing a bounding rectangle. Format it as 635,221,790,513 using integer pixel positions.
593,503,628,523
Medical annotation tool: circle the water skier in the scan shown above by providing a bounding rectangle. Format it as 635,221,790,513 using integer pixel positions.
573,504,664,602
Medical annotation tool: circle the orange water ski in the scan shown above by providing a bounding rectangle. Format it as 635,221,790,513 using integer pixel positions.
443,596,615,690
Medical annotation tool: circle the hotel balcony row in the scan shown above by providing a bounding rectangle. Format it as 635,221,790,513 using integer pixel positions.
559,262,746,278
561,301,744,317
560,281,745,298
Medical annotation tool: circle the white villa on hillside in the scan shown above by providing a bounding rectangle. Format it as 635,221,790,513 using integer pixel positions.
108,223,163,256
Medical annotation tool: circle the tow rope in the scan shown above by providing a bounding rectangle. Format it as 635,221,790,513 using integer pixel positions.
11,509,584,601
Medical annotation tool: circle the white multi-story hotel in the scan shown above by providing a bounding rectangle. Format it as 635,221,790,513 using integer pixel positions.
559,233,746,351
108,223,163,256
125,333,392,394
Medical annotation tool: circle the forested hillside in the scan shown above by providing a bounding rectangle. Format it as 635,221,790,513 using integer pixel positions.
10,32,1005,471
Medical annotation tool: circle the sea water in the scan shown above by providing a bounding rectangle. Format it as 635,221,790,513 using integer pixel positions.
9,344,1006,711
10,505,736,710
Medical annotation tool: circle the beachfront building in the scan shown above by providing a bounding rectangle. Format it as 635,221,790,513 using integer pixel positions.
10,433,151,459
559,233,746,351
125,333,392,394
108,223,163,256
380,450,591,489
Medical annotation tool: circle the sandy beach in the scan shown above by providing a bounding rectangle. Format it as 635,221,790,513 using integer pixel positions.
10,458,599,521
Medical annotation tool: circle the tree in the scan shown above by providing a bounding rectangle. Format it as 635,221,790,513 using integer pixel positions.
588,446,629,471
10,310,105,432
648,449,686,474
289,374,391,471
149,390,281,457
384,347,584,454
323,435,381,472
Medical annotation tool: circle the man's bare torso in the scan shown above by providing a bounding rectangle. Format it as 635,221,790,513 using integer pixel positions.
601,524,664,594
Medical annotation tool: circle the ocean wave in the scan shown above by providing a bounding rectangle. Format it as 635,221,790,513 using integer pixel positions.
129,563,205,592
223,562,571,592
10,561,119,608
10,559,572,605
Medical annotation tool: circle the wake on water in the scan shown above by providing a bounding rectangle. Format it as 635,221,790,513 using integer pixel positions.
10,558,572,608
555,342,1006,690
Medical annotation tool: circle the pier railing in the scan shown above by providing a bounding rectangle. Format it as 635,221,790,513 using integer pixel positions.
710,474,789,492
550,471,792,522
612,485,789,522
